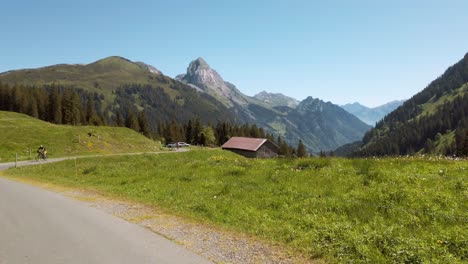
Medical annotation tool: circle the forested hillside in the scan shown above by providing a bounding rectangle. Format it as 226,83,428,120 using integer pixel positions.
0,82,298,156
357,53,468,156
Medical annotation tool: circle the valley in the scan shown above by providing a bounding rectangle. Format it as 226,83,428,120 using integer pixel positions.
2,2,468,264
3,149,466,263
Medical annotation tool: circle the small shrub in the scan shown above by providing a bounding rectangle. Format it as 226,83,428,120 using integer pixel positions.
225,166,246,176
179,175,192,182
351,159,381,185
82,166,97,175
216,183,232,196
294,158,331,171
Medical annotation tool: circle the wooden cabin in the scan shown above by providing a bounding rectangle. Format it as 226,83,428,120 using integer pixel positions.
221,137,279,158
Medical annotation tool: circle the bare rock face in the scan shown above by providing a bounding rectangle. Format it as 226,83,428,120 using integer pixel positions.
185,58,225,88
135,62,162,75
179,58,248,106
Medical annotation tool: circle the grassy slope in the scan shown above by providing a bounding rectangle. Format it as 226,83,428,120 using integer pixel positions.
420,83,468,117
0,111,161,162
0,56,181,103
5,149,467,263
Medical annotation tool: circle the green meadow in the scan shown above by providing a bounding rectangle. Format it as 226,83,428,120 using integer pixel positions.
4,149,467,263
0,111,161,162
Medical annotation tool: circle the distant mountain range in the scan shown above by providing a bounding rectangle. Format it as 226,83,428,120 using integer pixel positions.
175,58,371,151
0,56,371,152
340,100,405,125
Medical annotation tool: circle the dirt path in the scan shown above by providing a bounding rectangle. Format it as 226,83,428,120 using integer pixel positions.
0,149,188,170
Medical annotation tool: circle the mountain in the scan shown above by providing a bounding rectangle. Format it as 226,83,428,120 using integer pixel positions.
357,53,468,156
177,58,371,151
341,100,404,125
0,56,238,129
0,56,158,94
285,97,371,152
253,91,299,108
0,56,371,152
176,57,250,107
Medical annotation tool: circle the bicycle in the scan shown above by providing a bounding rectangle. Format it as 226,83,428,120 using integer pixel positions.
35,150,47,161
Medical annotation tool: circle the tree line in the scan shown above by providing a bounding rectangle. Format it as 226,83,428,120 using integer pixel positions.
0,83,106,126
0,82,306,157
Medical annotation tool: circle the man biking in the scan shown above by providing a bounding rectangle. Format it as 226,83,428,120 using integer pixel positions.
37,145,47,160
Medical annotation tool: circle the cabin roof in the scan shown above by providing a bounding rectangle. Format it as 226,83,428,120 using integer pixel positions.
221,137,268,152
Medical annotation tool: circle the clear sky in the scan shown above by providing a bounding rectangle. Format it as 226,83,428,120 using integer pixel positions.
1,0,468,107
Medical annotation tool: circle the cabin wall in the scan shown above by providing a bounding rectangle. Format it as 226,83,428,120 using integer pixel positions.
226,149,257,158
257,142,279,158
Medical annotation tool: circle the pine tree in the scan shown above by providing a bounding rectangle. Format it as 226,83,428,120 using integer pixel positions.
138,110,151,138
28,99,39,118
200,133,206,146
86,96,100,125
249,124,260,138
48,86,62,124
424,138,434,153
279,142,289,156
192,118,201,145
62,89,82,125
185,119,193,143
125,110,140,132
297,140,307,157
115,111,124,127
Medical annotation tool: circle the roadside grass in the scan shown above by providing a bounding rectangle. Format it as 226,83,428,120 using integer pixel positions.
0,111,162,162
4,149,467,263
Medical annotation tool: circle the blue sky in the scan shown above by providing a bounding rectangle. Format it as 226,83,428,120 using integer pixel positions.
1,0,468,107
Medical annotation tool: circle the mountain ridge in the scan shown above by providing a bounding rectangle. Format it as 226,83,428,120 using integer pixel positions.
0,56,371,152
177,57,371,151
253,91,299,108
341,100,405,125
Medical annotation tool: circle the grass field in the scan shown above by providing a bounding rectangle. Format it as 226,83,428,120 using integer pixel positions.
0,111,162,162
4,149,467,263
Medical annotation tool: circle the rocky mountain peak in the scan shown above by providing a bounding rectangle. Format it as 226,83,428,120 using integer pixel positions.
183,57,225,89
176,57,251,107
300,96,321,105
297,97,329,112
188,57,210,70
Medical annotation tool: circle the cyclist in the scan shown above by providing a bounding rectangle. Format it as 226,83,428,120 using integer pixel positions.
37,145,47,160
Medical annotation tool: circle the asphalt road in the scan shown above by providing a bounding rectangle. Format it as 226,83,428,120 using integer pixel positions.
0,155,211,264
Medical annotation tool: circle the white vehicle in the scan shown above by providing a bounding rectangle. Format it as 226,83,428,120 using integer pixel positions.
166,142,190,148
